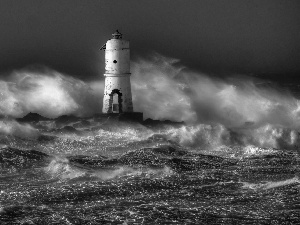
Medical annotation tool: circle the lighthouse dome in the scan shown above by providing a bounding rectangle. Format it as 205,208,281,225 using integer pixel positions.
112,30,122,39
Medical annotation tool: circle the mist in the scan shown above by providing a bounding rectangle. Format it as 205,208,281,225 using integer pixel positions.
1,54,299,130
0,66,102,118
130,53,300,150
0,53,300,149
131,53,300,129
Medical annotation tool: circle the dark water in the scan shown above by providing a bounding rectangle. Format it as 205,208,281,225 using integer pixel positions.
0,116,300,224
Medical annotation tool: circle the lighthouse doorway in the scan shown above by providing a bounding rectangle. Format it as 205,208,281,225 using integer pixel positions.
109,89,123,113
112,94,119,112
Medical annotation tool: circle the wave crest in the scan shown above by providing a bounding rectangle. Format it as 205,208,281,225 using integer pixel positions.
242,176,300,190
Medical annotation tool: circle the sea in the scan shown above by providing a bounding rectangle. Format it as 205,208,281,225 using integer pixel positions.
0,114,299,224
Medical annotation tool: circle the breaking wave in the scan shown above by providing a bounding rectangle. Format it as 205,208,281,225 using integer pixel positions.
0,54,299,152
242,176,300,190
0,119,39,139
0,66,101,118
1,53,300,224
152,123,300,151
132,53,300,130
44,154,174,181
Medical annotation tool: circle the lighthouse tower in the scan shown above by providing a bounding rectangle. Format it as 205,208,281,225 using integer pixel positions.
101,30,133,114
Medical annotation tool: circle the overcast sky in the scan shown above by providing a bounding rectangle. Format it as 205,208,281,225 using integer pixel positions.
0,0,299,83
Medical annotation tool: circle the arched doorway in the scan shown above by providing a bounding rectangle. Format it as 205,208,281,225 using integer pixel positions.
108,89,123,113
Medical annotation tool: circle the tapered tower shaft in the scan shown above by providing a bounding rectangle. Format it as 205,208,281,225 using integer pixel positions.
102,30,133,113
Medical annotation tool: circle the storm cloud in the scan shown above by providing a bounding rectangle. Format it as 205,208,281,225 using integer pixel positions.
0,0,299,83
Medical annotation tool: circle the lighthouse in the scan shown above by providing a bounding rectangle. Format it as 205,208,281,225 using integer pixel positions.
101,30,133,114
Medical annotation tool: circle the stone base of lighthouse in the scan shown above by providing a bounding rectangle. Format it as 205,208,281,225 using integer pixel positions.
102,74,133,114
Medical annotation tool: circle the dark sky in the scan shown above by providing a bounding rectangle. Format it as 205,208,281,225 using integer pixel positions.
0,0,299,82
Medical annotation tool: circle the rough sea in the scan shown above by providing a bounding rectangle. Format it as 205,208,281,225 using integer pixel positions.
0,114,299,225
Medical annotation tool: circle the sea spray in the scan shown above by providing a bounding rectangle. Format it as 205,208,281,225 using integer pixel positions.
0,119,39,139
1,55,300,223
0,66,100,118
131,53,300,129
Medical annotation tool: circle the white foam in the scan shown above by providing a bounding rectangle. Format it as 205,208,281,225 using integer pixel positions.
0,67,101,118
242,176,300,190
0,119,39,139
242,145,276,157
44,157,85,180
44,156,174,181
92,166,173,180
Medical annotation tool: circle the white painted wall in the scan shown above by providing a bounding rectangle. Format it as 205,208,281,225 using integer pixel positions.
105,39,130,74
102,37,133,113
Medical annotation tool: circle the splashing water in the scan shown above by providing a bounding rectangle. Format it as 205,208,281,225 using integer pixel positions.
242,176,300,190
132,53,300,129
1,55,300,223
0,66,101,118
